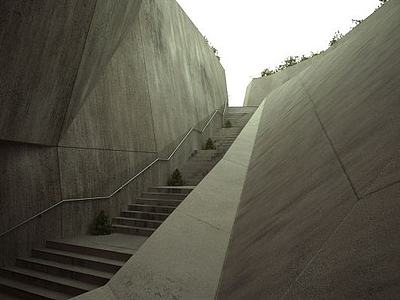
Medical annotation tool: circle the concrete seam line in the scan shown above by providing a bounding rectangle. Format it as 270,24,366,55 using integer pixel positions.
361,178,400,199
137,8,158,154
57,145,158,154
279,198,360,300
174,208,224,232
278,78,362,299
57,0,98,144
214,102,266,299
298,77,361,201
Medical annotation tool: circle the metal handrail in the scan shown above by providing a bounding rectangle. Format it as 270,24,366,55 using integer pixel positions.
0,107,225,239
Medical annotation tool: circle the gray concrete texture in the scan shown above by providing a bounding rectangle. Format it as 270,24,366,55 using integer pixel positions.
0,0,227,265
73,103,265,300
217,1,400,299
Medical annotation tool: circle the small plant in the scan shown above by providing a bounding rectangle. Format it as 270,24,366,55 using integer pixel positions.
204,36,221,61
90,210,111,235
225,120,232,128
329,31,344,47
352,19,363,26
168,169,184,186
205,138,216,150
261,68,275,77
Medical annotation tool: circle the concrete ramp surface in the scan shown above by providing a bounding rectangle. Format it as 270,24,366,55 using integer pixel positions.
217,1,400,299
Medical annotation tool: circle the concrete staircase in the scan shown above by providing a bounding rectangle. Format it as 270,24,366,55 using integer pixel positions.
111,186,194,236
0,107,256,299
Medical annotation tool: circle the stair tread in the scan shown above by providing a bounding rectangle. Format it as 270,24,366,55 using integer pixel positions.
0,276,70,299
33,248,124,267
2,266,99,291
136,197,182,202
122,210,169,216
113,217,163,224
0,291,24,300
112,224,155,232
17,257,113,280
129,203,176,209
151,186,195,190
142,192,187,197
47,240,133,257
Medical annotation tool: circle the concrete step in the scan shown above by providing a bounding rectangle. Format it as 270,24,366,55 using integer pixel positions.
0,276,70,300
141,192,187,200
120,210,169,221
135,197,182,207
224,113,250,118
148,186,195,194
193,149,219,155
111,225,155,237
184,160,218,167
188,157,217,162
214,135,237,140
112,217,162,229
128,204,176,214
223,119,249,127
226,106,257,114
185,180,202,185
46,240,131,262
182,171,211,179
218,127,242,136
0,266,97,296
31,248,123,274
0,291,23,300
16,257,112,286
182,166,212,175
215,141,234,146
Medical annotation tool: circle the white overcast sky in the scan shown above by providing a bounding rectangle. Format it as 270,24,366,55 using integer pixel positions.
176,0,379,106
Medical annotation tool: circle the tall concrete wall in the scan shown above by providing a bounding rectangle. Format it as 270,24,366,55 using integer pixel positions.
217,1,400,299
0,0,227,265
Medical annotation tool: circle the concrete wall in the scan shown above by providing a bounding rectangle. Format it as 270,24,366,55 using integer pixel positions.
0,0,227,265
217,2,400,299
243,57,315,106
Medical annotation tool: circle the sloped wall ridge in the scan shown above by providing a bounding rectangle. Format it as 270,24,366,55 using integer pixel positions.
217,1,400,299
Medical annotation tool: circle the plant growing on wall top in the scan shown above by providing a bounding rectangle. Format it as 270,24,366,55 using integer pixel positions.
91,210,112,235
204,36,221,61
329,31,344,47
168,169,184,186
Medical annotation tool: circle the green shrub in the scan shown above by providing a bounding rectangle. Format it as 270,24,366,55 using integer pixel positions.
225,120,232,128
168,169,184,186
91,210,111,235
329,31,344,47
205,138,216,150
261,68,275,77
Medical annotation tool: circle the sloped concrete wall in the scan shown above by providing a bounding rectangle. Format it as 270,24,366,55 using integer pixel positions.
244,57,315,106
217,2,400,299
0,0,227,265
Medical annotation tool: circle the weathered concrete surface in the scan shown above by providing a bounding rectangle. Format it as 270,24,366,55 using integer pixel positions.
61,0,144,134
138,0,227,155
0,142,61,234
217,2,400,299
0,0,97,145
284,182,400,299
73,104,265,300
0,0,227,266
